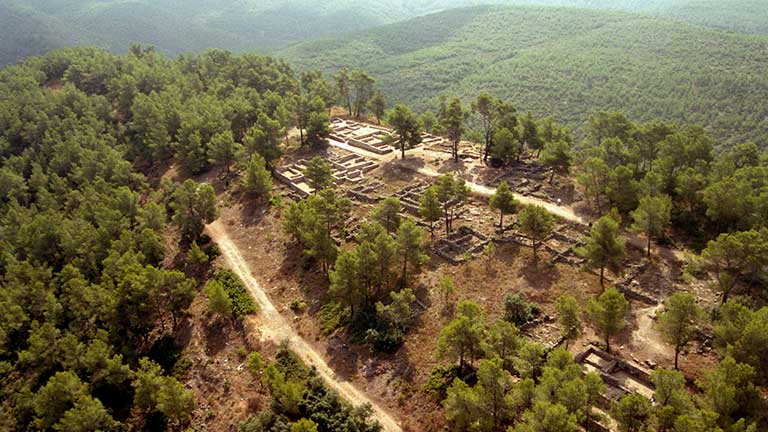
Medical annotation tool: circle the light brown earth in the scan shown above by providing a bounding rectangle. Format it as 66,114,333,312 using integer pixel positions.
206,221,403,432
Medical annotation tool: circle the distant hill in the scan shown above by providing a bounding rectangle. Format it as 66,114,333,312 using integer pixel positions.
0,4,85,66
655,0,768,34
281,5,768,147
1,0,766,67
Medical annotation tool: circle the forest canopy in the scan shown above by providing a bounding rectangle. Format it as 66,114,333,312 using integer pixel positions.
0,46,328,430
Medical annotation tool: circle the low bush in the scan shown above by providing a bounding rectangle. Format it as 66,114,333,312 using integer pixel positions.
503,294,540,327
214,269,258,318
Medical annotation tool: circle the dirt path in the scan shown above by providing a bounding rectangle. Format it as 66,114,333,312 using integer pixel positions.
631,304,673,361
411,164,585,224
327,140,690,262
328,139,586,224
206,221,403,432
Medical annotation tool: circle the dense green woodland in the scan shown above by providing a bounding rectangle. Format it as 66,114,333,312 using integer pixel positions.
1,43,767,431
0,47,373,431
1,0,766,67
282,6,768,148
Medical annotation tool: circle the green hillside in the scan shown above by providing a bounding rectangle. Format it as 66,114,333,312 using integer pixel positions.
2,0,767,67
657,0,768,34
0,4,85,66
282,6,768,147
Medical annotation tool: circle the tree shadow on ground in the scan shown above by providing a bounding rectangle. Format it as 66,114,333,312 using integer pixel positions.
437,158,467,175
326,334,360,380
174,316,194,350
204,319,230,356
232,190,269,228
519,256,560,291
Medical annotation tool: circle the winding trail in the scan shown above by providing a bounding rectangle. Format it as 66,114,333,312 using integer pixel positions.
206,221,402,432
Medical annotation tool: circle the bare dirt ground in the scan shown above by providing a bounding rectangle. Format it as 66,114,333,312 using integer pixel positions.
206,220,403,432
175,294,269,431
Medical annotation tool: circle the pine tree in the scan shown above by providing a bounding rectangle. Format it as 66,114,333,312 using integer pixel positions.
472,92,499,162
475,357,514,431
329,250,363,316
490,127,520,166
443,379,479,431
577,214,626,288
334,67,352,115
611,393,653,432
368,91,387,124
419,186,443,238
555,293,582,349
489,181,518,230
205,280,232,319
396,220,427,288
541,140,572,184
630,194,672,257
518,205,555,262
242,153,273,200
388,103,423,159
586,287,629,353
303,156,334,194
156,378,195,428
437,301,486,369
658,292,702,370
305,110,331,148
372,197,402,233
170,179,219,241
208,130,242,175
242,113,283,165
440,97,468,162
436,174,470,235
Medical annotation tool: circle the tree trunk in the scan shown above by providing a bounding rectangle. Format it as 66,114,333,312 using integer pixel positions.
646,231,652,258
453,140,460,163
402,256,408,289
499,211,504,230
600,266,605,289
674,346,680,370
549,169,555,185
605,334,611,353
299,127,305,147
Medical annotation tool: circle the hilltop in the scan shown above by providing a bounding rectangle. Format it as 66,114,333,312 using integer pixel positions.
282,5,768,146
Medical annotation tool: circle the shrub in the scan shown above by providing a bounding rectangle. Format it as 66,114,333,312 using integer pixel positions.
319,302,348,334
503,294,540,326
424,364,461,397
365,327,405,353
290,299,308,312
214,269,258,318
